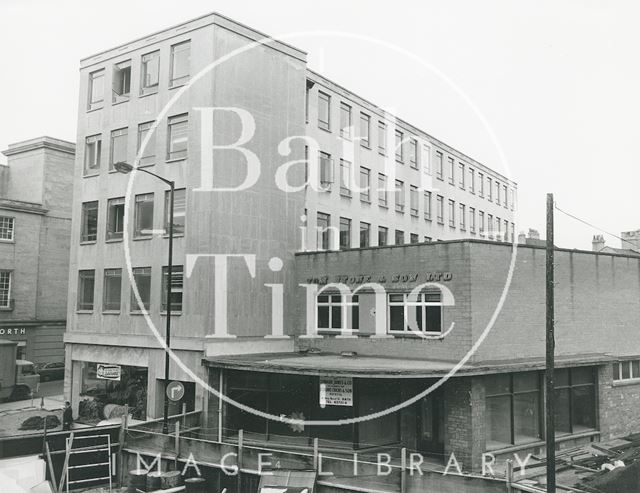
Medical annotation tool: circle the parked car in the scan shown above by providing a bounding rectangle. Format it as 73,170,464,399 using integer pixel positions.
37,361,65,382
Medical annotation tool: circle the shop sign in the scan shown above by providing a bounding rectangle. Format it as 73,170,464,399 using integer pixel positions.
307,272,453,285
0,327,26,336
96,363,121,381
319,377,353,407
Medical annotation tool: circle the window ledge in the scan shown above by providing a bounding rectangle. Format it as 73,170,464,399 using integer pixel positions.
0,306,14,312
169,82,189,90
83,173,100,179
0,239,15,244
166,157,187,164
317,126,332,134
105,238,123,243
76,310,94,314
132,236,153,241
160,311,183,316
80,240,97,246
360,199,372,205
360,143,371,150
112,98,130,106
102,310,121,315
130,310,151,316
612,378,640,388
162,233,185,239
139,90,159,98
379,204,388,209
86,106,103,113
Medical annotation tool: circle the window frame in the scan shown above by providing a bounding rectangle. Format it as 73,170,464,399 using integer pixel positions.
77,270,95,311
167,113,189,161
316,293,359,333
106,197,125,241
387,291,443,335
140,50,160,95
169,40,191,88
134,193,154,239
360,113,371,147
102,268,123,312
339,102,352,139
81,201,99,243
162,265,184,313
0,270,12,309
359,167,371,203
0,216,15,242
84,134,102,175
109,128,128,170
318,91,331,131
88,69,105,111
131,266,152,312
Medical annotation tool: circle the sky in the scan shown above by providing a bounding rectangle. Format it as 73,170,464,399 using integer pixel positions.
1,0,638,250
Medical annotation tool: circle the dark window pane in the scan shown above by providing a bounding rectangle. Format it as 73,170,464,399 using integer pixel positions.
331,306,341,328
514,372,539,392
426,306,441,333
571,367,594,385
317,306,329,329
389,305,404,331
485,374,511,396
555,388,571,434
486,395,511,449
514,392,540,444
571,386,596,432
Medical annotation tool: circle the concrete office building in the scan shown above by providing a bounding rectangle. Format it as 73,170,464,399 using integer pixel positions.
0,137,75,364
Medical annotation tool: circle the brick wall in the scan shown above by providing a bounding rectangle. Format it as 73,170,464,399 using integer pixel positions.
598,363,640,439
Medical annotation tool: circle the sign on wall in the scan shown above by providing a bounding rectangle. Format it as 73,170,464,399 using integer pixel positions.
96,363,121,381
0,327,26,336
319,376,353,407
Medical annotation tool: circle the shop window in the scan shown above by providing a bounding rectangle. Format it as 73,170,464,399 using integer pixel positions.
77,270,95,311
106,197,125,240
317,293,359,332
388,290,442,334
169,40,190,87
164,188,186,235
613,360,640,381
103,268,122,312
554,367,596,435
162,265,184,312
112,60,131,103
131,267,151,311
140,50,160,95
167,114,188,160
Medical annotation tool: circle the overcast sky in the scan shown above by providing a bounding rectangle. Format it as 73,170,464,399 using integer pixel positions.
1,0,637,249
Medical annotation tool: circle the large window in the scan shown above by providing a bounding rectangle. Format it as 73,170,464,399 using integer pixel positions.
77,270,95,311
359,167,370,202
88,70,105,111
554,367,596,436
112,60,131,103
109,128,128,170
140,50,160,95
359,222,370,248
0,271,11,308
164,189,186,235
424,192,432,221
339,217,351,250
318,92,331,130
317,293,359,332
388,290,442,334
137,122,156,166
360,113,370,147
162,265,184,312
84,135,101,175
378,226,388,246
170,40,190,87
106,197,125,241
319,152,333,190
395,130,404,162
317,212,331,250
395,179,405,213
134,193,154,238
131,267,151,312
613,360,640,382
485,372,541,450
378,173,388,207
340,102,352,138
167,114,188,160
410,185,419,216
103,268,122,311
0,216,15,241
81,201,98,242
378,121,387,154
340,159,352,197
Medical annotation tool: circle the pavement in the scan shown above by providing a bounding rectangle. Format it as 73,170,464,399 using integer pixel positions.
0,393,65,414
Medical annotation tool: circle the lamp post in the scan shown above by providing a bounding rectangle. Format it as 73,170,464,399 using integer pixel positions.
114,161,175,435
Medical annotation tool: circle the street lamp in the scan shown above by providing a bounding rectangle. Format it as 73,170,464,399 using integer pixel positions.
114,161,175,435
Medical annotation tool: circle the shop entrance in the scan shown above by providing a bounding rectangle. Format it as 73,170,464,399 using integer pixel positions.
417,387,445,455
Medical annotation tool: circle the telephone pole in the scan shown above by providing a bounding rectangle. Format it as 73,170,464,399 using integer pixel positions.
545,193,556,492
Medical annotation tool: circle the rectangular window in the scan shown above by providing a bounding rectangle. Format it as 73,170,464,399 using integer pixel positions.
436,151,444,180
495,181,501,205
162,265,184,312
410,185,419,216
317,293,359,332
77,270,95,311
469,207,476,234
134,193,154,238
554,368,596,436
137,122,156,166
448,157,455,185
497,216,502,238
339,217,351,250
409,139,418,168
424,236,432,242
318,92,331,130
478,172,484,197
395,229,404,245
504,220,510,242
395,130,404,162
106,197,125,241
319,152,333,190
423,145,431,174
448,199,455,228
424,191,432,220
395,180,405,213
167,114,188,160
0,217,15,241
488,214,494,239
109,128,128,170
340,159,352,197
479,211,485,236
164,188,186,235
0,271,11,308
360,113,370,147
488,177,493,201
140,50,160,95
436,195,444,224
112,60,131,103
378,121,387,154
103,268,122,311
131,267,151,312
317,212,331,250
170,40,190,87
613,360,640,381
81,201,98,242
88,70,105,110
84,135,102,174
360,167,371,202
459,203,466,230
378,174,388,207
459,162,465,189
378,226,388,246
410,233,419,244
388,290,443,334
503,185,509,209
340,102,352,138
360,222,370,248
469,168,475,194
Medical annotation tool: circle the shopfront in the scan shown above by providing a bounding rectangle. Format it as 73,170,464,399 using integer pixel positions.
0,321,64,364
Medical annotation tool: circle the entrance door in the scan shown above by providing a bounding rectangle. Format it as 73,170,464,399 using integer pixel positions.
417,388,445,455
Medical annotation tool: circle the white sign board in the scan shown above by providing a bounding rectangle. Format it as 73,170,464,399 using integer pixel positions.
319,377,353,407
96,363,121,381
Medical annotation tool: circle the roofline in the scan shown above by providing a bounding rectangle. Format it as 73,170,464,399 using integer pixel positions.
2,136,75,157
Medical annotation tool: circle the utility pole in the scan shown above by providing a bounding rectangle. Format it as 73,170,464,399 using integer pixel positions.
545,193,556,492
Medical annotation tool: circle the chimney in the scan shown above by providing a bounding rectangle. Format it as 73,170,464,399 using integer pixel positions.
518,232,527,244
592,234,605,252
528,229,540,241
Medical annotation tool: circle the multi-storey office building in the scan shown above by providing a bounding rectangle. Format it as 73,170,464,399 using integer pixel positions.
0,137,75,364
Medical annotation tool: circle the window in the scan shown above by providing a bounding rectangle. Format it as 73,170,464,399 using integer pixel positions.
340,159,352,197
410,233,419,244
503,185,509,209
317,293,359,332
395,180,405,213
340,102,352,138
170,40,190,87
103,268,122,311
378,122,387,154
81,201,98,242
360,113,370,147
131,267,151,311
613,360,640,381
409,139,418,168
496,216,502,239
109,128,128,170
410,185,419,216
436,195,444,224
360,222,370,248
378,174,388,207
448,199,455,228
317,212,331,250
486,372,541,450
318,92,331,130
88,70,105,110
488,177,493,201
319,152,333,190
487,214,494,239
423,145,431,174
77,270,95,311
478,172,484,197
424,236,432,242
360,167,371,202
388,290,443,334
469,207,476,233
84,135,102,174
495,181,501,205
395,130,404,162
162,265,184,312
0,271,11,308
504,220,510,242
448,157,455,185
167,114,188,160
134,193,154,238
140,50,160,95
137,122,156,166
106,197,125,241
378,226,388,246
554,367,596,436
424,191,432,220
436,151,444,180
459,203,466,230
112,60,131,103
0,217,15,241
479,211,485,236
469,168,475,194
459,162,465,189
339,217,351,250
164,188,186,235
395,229,404,245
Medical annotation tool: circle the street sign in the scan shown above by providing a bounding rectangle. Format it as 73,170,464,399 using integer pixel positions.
96,364,121,381
166,380,185,401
